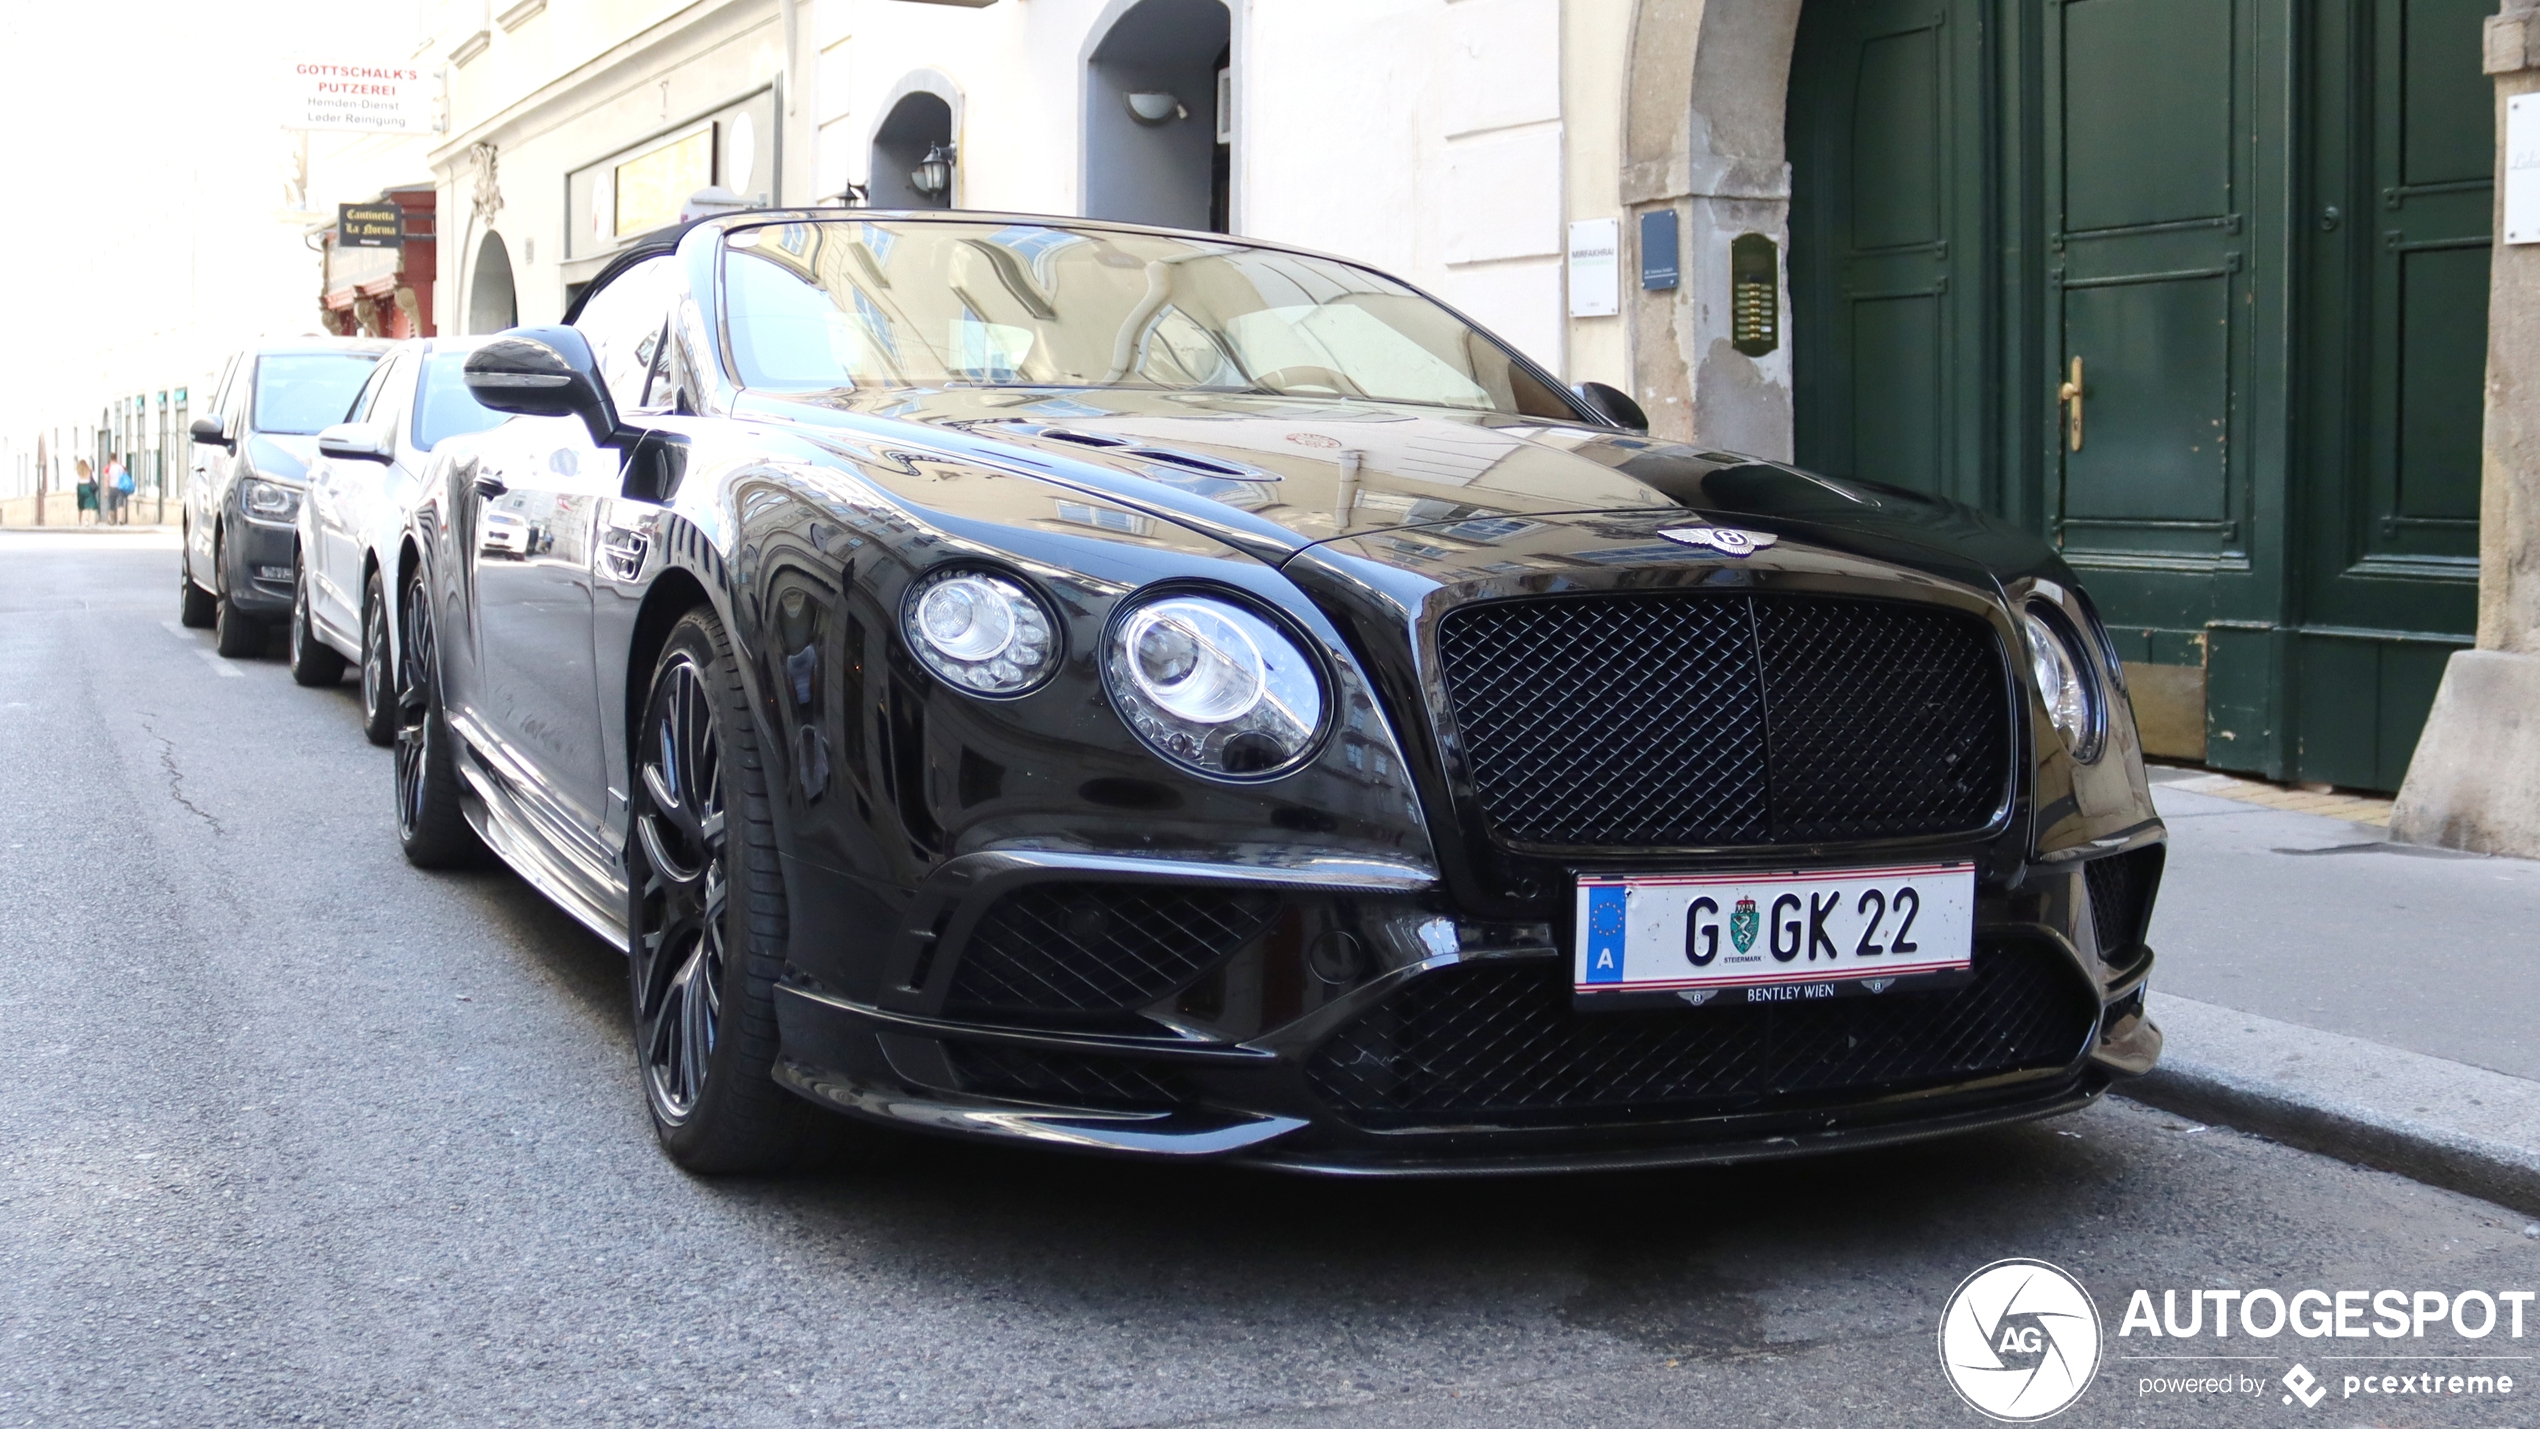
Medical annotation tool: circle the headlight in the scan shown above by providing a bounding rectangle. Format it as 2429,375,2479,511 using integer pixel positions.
902,568,1060,696
1104,593,1326,779
2022,601,2103,761
241,478,301,523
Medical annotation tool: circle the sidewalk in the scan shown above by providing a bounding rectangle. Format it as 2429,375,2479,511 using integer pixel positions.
0,491,179,528
2118,765,2540,1213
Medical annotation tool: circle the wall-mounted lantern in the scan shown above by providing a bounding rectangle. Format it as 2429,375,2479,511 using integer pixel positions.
911,142,956,200
1124,91,1188,125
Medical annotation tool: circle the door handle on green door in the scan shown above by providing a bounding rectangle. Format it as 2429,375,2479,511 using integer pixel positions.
2058,357,2085,452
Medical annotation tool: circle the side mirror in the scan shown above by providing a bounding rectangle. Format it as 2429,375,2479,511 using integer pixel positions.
188,416,232,449
463,326,621,448
1572,381,1650,434
317,422,394,464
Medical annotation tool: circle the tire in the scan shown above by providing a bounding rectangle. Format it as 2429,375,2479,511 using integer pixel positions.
178,553,215,629
393,564,486,869
628,607,815,1174
358,569,395,747
211,528,262,659
288,559,348,687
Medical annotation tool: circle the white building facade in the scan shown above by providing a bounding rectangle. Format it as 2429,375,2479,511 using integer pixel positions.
426,0,1766,448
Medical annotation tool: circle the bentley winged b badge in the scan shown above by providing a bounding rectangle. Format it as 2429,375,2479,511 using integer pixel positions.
1660,525,1779,557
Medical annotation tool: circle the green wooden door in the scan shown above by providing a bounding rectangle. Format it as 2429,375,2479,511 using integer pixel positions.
2291,0,2492,789
1787,0,2488,791
2041,0,2288,772
1788,0,1990,509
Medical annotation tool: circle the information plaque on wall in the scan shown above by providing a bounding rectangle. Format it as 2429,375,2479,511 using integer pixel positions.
1639,209,1680,291
2509,93,2540,245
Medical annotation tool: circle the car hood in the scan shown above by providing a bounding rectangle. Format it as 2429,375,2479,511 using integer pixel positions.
246,433,318,483
738,386,2065,584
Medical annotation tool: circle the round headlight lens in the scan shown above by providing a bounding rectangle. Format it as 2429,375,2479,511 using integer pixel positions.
903,569,1059,696
1105,595,1324,779
2022,602,2102,760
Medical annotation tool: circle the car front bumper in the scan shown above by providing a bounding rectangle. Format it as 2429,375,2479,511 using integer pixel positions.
224,514,300,615
770,843,2162,1175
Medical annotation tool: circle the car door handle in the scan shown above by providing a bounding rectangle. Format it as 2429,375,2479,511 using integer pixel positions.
473,473,508,499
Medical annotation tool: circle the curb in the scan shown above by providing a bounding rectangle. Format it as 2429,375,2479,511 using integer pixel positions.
2115,993,2540,1219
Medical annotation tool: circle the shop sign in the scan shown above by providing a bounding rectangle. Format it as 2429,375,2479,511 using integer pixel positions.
285,60,435,134
338,204,405,249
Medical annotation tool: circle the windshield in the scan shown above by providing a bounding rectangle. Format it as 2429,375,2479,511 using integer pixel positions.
413,352,509,450
253,353,382,436
719,220,1577,418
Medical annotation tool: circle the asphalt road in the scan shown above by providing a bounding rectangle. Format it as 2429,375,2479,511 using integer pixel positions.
3,532,2534,1429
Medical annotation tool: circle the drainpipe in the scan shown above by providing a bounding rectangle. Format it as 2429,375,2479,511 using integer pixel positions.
780,0,799,116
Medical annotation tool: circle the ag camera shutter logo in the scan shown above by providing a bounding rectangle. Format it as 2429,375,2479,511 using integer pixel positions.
1939,1259,2102,1421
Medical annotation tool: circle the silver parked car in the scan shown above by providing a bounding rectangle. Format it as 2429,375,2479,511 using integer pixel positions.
291,337,506,741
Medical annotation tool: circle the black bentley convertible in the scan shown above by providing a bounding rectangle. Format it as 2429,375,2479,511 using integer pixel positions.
397,211,2164,1174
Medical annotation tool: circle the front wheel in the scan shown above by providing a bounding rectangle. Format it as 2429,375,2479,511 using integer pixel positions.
629,608,812,1174
392,565,484,869
211,528,262,659
288,560,347,687
358,569,395,747
178,552,215,628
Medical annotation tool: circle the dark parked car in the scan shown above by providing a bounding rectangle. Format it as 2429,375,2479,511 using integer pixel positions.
181,338,393,654
291,337,505,740
396,211,2165,1175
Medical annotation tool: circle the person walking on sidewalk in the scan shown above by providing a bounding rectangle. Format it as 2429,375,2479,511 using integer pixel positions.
105,456,132,526
73,459,96,526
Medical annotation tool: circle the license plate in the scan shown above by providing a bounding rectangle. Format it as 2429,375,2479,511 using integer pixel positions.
1574,862,1976,1009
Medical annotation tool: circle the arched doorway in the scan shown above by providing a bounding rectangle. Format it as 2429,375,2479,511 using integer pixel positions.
468,232,518,334
869,90,954,209
1083,0,1230,232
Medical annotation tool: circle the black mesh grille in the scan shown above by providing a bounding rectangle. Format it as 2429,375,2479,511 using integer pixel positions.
944,1042,1182,1108
2083,845,2163,965
944,884,1276,1014
1306,948,2095,1129
1437,593,2012,847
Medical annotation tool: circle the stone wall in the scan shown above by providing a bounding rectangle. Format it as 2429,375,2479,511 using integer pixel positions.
2392,2,2540,858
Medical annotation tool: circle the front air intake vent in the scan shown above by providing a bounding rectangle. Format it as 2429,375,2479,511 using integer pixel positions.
943,883,1276,1015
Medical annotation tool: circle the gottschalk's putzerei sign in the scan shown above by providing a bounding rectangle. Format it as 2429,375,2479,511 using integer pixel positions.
285,61,434,134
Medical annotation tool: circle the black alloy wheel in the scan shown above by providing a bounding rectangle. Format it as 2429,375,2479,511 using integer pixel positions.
392,565,484,868
358,569,395,746
629,608,810,1173
288,558,347,687
211,526,262,659
178,543,215,629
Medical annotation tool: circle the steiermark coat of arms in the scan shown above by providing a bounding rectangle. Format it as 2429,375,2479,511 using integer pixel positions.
1729,896,1760,954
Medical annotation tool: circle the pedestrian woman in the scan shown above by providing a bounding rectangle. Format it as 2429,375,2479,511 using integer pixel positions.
74,458,96,526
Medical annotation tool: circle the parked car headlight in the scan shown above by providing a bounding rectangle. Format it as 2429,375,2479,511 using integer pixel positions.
2022,601,2103,761
1105,594,1325,779
241,478,301,523
903,568,1060,696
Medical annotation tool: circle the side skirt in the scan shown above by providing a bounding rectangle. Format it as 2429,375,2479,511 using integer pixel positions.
447,716,630,952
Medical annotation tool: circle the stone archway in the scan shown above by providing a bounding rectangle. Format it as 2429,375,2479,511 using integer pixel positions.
1621,0,1804,454
1082,0,1231,232
467,231,518,335
868,72,960,209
